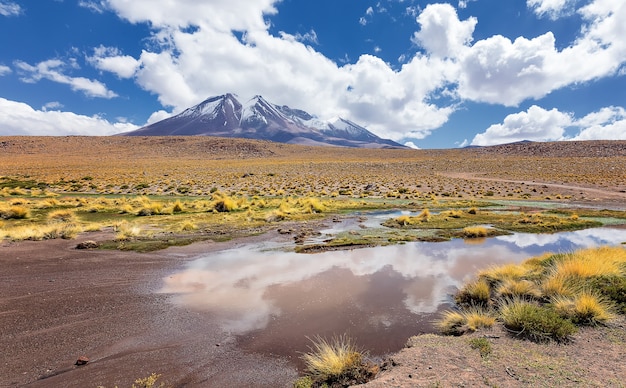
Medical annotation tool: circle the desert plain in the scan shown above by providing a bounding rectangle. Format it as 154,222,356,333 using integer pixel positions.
1,136,625,387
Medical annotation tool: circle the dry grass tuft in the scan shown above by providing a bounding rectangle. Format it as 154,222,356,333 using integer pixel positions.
298,335,376,386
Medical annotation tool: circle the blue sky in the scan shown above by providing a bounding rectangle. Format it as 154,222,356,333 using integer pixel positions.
0,0,625,148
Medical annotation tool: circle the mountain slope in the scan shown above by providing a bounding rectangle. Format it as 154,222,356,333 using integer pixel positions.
124,94,406,149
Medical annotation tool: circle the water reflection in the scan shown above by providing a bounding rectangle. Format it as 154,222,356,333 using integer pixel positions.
161,226,626,357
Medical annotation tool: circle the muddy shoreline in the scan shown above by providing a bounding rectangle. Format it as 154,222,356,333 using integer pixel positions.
0,231,299,388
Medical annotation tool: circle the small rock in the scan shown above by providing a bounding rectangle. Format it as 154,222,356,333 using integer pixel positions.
75,356,89,366
76,241,99,249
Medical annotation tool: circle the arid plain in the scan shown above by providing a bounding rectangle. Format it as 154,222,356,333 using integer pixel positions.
1,137,625,387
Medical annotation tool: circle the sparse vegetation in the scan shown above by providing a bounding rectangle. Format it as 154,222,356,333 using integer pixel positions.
438,246,626,344
499,298,577,342
468,337,492,358
297,335,378,387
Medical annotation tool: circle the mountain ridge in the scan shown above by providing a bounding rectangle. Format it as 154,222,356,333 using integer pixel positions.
124,94,407,149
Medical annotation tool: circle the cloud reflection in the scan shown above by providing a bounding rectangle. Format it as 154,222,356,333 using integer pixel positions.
161,227,626,334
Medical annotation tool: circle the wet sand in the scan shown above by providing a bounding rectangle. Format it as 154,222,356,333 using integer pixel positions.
0,231,297,388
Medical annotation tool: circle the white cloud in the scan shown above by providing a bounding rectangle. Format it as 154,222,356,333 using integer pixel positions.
107,0,279,31
42,101,64,111
404,141,420,149
458,0,626,106
87,46,141,78
146,110,172,125
458,0,477,9
0,64,11,75
282,29,318,45
0,98,138,136
0,1,21,16
359,17,367,26
527,0,575,20
78,0,108,14
471,105,572,146
366,6,374,16
571,106,626,140
14,59,118,98
472,105,626,145
411,3,477,59
94,0,626,143
99,1,458,141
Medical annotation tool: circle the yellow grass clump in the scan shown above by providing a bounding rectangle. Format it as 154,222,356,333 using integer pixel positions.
496,279,542,299
552,292,615,325
1,223,81,241
463,225,488,238
478,263,529,284
301,335,364,382
455,278,492,306
551,247,625,280
47,209,77,223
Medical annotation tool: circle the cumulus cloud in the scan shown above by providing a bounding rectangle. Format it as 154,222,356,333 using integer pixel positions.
527,0,575,20
571,106,626,140
87,46,140,78
471,105,572,146
0,1,21,16
97,1,458,141
146,110,172,125
472,105,626,145
14,59,118,98
411,3,477,59
0,98,138,136
458,0,626,106
107,0,278,31
0,64,11,75
75,0,624,143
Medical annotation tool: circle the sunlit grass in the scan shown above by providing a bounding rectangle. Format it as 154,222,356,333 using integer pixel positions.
297,335,376,386
496,279,543,299
436,307,496,335
455,278,492,307
552,291,615,326
499,298,577,342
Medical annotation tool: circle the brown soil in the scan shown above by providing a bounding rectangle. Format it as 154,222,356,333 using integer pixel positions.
357,320,626,388
0,231,299,388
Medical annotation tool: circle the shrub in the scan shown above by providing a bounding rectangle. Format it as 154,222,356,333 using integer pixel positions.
455,279,491,307
499,299,576,342
0,205,30,219
172,200,185,213
468,337,492,358
300,335,375,386
478,263,528,285
131,373,167,388
213,197,237,212
417,208,431,221
463,226,488,238
463,308,497,331
436,308,495,335
588,275,626,314
179,220,197,231
47,209,77,223
541,274,576,298
436,310,466,335
496,279,542,299
552,292,614,326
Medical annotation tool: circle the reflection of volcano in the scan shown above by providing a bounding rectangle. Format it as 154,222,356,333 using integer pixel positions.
160,226,626,358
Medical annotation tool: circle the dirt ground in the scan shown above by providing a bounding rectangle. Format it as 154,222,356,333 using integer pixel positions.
357,319,626,388
0,231,299,388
